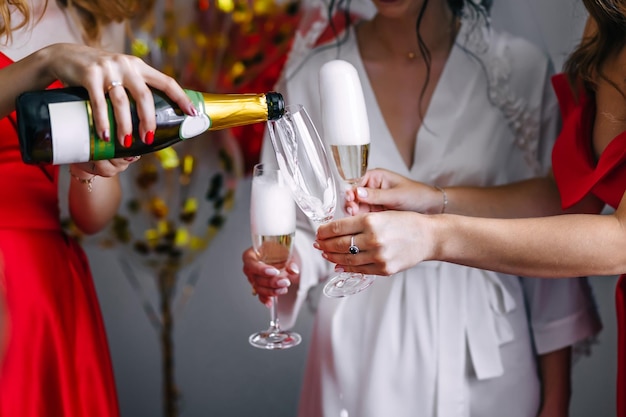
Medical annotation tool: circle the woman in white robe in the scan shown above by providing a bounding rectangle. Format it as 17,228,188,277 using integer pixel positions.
243,1,601,416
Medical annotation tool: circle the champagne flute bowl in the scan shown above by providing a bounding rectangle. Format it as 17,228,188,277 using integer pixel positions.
248,163,301,350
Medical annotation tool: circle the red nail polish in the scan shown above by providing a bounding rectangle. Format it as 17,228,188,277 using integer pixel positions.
124,134,132,148
145,131,155,145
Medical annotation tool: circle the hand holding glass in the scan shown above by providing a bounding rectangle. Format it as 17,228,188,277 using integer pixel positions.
248,163,301,350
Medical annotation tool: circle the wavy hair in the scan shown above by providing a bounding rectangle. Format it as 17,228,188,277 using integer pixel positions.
563,0,626,95
0,0,155,45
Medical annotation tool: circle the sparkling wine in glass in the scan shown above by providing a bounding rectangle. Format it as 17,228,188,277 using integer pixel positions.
267,104,374,299
318,59,376,298
248,163,301,350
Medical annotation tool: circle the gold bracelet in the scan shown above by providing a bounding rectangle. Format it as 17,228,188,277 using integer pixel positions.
68,166,96,193
434,185,447,214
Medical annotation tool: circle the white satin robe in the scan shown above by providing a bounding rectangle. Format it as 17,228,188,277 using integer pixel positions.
265,16,602,417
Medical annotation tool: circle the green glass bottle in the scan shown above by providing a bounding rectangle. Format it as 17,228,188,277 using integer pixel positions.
16,86,284,164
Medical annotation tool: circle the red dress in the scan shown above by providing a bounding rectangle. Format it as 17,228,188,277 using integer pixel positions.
0,52,120,416
551,73,626,416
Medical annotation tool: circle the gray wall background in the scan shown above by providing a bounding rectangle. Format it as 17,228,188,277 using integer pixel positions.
84,1,616,416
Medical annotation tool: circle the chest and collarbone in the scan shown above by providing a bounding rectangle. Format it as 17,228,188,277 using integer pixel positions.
356,20,454,170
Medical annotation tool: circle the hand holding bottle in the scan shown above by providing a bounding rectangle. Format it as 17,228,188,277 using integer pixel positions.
15,44,285,165
4,43,196,148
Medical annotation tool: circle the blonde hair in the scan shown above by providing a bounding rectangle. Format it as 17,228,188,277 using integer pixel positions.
0,0,155,45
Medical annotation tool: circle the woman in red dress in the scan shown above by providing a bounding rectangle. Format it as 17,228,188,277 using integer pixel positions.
313,0,626,414
0,1,195,416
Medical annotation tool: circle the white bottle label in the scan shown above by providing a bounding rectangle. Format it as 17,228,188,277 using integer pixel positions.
49,101,91,164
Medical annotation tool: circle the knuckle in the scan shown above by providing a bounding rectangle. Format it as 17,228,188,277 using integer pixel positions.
330,220,342,234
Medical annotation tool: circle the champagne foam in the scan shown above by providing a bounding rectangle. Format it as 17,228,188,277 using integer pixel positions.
251,178,296,236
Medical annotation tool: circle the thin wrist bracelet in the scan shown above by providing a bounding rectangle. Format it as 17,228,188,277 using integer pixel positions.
68,166,96,193
434,185,447,214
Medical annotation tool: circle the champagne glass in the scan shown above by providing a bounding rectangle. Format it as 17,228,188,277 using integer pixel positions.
318,59,377,298
267,104,375,298
248,163,301,350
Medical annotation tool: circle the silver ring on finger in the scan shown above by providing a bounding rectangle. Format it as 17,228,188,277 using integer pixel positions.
349,235,360,255
106,80,124,93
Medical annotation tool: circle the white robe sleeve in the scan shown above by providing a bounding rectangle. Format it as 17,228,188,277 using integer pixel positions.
520,276,602,355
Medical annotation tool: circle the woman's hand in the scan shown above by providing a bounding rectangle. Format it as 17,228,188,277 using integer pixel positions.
346,168,445,215
70,155,141,179
315,211,434,276
242,247,301,307
13,43,197,147
46,43,196,147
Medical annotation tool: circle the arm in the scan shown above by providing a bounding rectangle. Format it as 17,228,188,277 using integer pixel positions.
315,192,626,278
537,347,572,417
348,168,569,218
67,160,129,234
2,43,198,234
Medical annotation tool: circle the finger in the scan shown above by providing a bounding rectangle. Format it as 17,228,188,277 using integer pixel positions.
106,81,133,147
246,272,291,292
354,186,399,207
242,257,281,279
334,263,391,277
123,155,141,163
81,72,112,142
285,261,300,276
316,216,362,241
139,64,196,116
359,168,391,189
89,161,122,178
317,232,360,256
120,76,156,144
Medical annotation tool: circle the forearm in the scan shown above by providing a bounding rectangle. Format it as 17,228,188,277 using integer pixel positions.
0,45,61,118
433,206,626,277
68,173,122,234
537,347,572,417
443,177,563,218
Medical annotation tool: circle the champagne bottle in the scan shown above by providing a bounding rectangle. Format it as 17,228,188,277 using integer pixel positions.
16,86,285,164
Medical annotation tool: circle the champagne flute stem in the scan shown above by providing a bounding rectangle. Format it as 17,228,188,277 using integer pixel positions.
269,296,280,332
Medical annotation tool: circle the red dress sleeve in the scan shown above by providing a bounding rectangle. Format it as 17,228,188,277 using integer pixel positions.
551,73,626,210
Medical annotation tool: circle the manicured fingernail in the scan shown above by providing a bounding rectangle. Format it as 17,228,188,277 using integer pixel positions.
335,266,345,272
188,103,198,116
346,207,353,216
345,192,354,202
289,262,300,275
357,187,368,198
102,129,110,142
277,278,291,288
265,267,280,276
124,134,133,148
145,131,154,145
313,242,321,250
276,288,288,295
